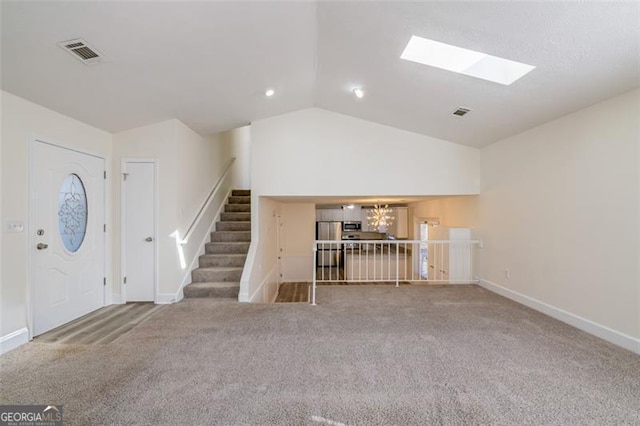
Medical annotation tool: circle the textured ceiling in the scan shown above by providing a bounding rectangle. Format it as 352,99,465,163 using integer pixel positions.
2,1,639,147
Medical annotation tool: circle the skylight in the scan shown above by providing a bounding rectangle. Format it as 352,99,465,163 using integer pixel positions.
401,36,535,85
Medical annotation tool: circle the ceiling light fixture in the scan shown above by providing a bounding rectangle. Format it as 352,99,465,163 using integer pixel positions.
265,88,275,97
353,88,365,99
401,35,535,85
367,205,394,232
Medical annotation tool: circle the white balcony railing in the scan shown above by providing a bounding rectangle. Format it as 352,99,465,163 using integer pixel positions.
311,239,482,305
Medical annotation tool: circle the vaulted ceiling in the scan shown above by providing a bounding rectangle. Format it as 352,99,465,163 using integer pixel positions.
2,1,638,147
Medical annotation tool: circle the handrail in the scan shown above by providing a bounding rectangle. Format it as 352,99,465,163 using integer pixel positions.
181,157,236,245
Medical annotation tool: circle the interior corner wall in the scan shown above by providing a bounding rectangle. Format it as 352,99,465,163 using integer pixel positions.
251,108,480,197
216,125,251,190
0,91,113,338
240,196,281,303
409,196,480,238
478,89,640,344
112,120,231,300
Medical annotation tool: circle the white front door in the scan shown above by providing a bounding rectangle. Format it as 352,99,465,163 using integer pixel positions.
32,141,105,335
122,161,156,302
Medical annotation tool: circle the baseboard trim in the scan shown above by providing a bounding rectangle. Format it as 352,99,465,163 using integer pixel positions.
478,279,640,355
1,327,30,355
156,293,178,304
111,294,124,305
246,264,277,303
238,239,258,303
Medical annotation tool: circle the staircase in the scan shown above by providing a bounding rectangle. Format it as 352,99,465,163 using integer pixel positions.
183,189,251,299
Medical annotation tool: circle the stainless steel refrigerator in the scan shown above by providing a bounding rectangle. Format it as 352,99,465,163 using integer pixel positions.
316,221,342,267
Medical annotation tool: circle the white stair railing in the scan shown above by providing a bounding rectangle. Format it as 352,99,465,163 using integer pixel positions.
311,239,482,305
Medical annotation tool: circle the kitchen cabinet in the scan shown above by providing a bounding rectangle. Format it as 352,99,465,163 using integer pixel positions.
387,207,408,238
427,227,471,283
343,206,362,222
316,208,342,222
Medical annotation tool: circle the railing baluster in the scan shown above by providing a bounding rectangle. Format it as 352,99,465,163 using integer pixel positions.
312,243,317,305
395,242,399,287
310,239,481,303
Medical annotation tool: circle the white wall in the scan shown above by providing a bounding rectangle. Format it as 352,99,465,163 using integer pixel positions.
280,203,315,282
240,197,281,303
217,125,251,190
409,196,479,238
0,91,112,341
113,120,232,301
478,89,640,350
243,107,480,297
251,108,480,197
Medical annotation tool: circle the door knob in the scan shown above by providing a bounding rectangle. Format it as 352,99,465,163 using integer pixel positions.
145,237,153,242
37,243,49,250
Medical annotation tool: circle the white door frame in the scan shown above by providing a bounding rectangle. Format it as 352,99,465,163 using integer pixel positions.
28,138,107,339
414,217,428,277
276,214,283,284
120,158,159,303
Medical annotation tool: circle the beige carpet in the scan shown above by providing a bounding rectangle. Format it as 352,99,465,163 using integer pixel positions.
1,285,639,425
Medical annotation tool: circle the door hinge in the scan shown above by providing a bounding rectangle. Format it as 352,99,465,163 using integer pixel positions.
124,277,127,284
123,173,129,181
103,277,106,286
104,224,106,232
104,170,106,179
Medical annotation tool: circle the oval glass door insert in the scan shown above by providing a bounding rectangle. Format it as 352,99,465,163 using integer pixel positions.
58,173,88,252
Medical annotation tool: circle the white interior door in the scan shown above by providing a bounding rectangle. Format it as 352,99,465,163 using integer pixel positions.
122,161,156,302
32,141,105,336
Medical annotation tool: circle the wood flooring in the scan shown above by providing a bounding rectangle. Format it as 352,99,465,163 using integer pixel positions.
275,280,410,303
35,303,164,345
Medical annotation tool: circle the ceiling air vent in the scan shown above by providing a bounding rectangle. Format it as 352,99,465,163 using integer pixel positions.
452,107,471,117
58,39,104,65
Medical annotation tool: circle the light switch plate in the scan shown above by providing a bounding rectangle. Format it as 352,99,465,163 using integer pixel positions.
6,221,24,233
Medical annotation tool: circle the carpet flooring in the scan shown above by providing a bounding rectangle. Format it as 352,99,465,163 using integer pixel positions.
1,285,639,425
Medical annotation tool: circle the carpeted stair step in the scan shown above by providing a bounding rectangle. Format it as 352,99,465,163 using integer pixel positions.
199,254,247,268
221,212,251,222
205,241,250,254
232,189,250,197
225,203,250,213
184,188,251,300
192,267,242,283
228,196,251,204
216,221,251,232
183,282,240,299
211,231,251,242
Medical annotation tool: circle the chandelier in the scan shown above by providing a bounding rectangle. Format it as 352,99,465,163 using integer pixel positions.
367,204,394,232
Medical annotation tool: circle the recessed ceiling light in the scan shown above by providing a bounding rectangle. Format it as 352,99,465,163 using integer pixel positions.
265,88,275,97
352,88,365,99
401,35,535,85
